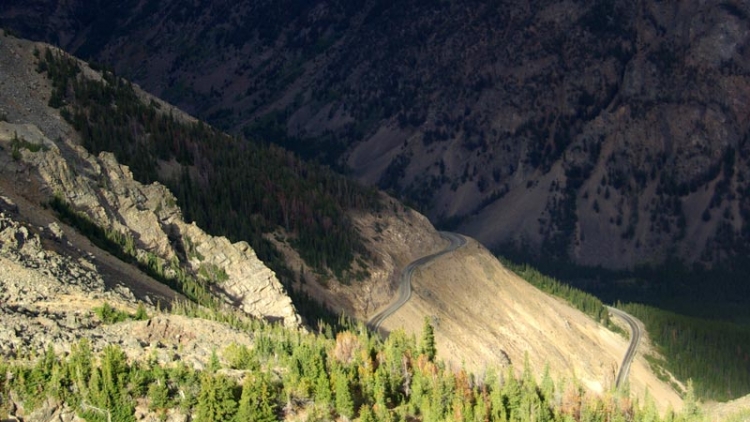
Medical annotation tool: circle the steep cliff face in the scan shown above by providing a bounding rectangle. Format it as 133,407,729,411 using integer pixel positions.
0,36,300,327
3,0,747,270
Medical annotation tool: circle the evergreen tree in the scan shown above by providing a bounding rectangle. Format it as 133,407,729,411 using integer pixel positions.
207,349,221,373
359,403,375,422
147,367,170,412
235,374,276,422
69,338,93,396
195,373,237,422
640,389,660,422
420,316,437,361
682,379,702,421
314,370,332,411
540,363,555,403
134,303,149,320
335,370,355,421
502,366,522,420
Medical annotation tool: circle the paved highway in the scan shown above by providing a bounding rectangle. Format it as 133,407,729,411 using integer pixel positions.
608,306,643,388
367,231,467,331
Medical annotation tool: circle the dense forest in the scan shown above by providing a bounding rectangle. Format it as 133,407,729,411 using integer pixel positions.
621,303,750,402
1,303,712,422
38,47,381,284
502,255,750,402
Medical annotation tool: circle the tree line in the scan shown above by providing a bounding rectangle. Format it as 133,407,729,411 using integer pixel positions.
1,305,709,422
499,258,613,328
38,47,381,283
621,303,750,402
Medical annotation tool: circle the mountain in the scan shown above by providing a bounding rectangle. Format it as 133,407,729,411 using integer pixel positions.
2,0,748,275
0,34,301,327
5,31,750,420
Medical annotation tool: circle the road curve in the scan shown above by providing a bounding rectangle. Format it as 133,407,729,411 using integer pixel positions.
607,306,643,388
367,231,467,331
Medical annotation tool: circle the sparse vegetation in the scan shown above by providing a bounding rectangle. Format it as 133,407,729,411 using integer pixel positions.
9,131,48,161
93,302,131,324
48,194,220,309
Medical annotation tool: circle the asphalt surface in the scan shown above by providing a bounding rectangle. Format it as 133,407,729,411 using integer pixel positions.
608,306,643,388
367,231,467,331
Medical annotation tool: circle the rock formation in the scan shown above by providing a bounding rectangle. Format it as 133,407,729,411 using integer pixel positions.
0,36,301,328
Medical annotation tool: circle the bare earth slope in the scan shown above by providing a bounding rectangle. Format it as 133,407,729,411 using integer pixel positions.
379,237,684,413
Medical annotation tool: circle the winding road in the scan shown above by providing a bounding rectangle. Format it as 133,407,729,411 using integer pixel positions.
366,232,641,389
367,231,467,331
607,306,643,388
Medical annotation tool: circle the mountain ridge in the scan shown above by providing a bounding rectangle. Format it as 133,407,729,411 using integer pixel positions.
4,0,748,273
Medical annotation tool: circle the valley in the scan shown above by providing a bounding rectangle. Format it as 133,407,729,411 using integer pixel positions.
0,16,748,421
3,0,749,273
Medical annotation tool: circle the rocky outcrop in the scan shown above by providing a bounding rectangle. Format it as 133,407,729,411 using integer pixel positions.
0,208,254,420
0,208,131,356
26,136,300,327
0,200,257,365
0,36,300,328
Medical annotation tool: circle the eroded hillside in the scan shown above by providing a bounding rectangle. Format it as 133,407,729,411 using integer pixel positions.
2,0,748,271
0,36,301,327
377,237,684,413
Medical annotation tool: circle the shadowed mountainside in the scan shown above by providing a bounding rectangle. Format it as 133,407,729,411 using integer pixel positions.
2,0,749,274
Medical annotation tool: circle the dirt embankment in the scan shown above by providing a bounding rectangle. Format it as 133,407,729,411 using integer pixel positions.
379,237,684,413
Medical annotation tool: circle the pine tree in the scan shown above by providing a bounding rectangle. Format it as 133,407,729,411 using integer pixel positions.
148,367,170,411
235,374,276,422
314,370,332,411
420,316,437,361
502,366,522,421
335,370,355,421
207,348,221,373
69,338,93,396
195,373,237,422
641,388,660,422
682,379,702,421
540,363,555,403
359,404,375,422
134,303,149,320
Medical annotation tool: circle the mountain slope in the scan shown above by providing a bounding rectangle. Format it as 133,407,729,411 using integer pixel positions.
0,32,450,329
2,0,748,273
5,32,746,419
377,236,684,413
0,35,301,326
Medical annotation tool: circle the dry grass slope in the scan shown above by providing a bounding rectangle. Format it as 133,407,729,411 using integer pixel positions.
379,237,684,413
